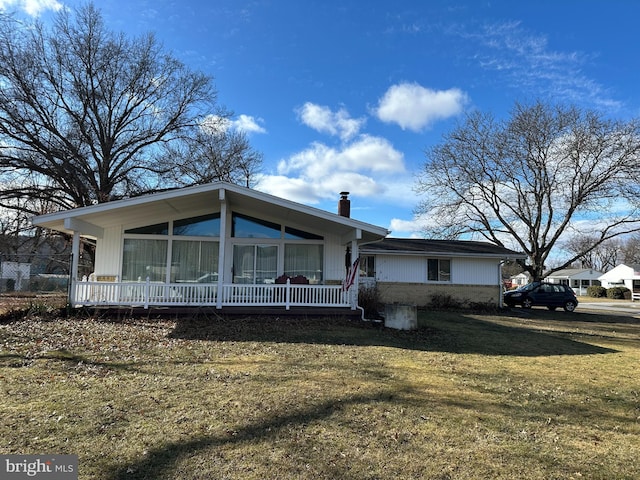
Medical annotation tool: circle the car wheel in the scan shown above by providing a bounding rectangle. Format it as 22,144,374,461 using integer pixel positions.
547,306,557,311
563,301,577,312
522,298,533,309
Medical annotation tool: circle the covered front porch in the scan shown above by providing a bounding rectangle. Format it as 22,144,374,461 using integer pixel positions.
32,182,388,313
73,276,354,309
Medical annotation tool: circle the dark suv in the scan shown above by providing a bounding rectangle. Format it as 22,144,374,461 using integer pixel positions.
504,282,578,312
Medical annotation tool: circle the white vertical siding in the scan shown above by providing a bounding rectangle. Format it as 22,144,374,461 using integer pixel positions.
94,226,122,276
376,255,427,283
375,254,500,285
452,258,499,285
324,232,346,282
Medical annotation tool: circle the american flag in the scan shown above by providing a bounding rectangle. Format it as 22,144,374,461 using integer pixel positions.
342,257,360,292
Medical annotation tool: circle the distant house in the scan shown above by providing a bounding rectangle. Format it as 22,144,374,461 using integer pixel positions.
544,268,602,296
509,272,531,289
359,238,526,308
598,264,640,300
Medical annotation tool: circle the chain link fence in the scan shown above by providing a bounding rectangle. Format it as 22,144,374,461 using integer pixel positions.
0,254,73,294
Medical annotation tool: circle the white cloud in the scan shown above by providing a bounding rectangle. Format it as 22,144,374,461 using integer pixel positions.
297,102,365,141
256,173,383,205
388,216,430,238
232,114,266,134
201,114,266,134
201,115,231,134
254,175,323,203
278,135,405,178
257,133,406,205
375,82,468,131
459,21,622,111
0,0,62,16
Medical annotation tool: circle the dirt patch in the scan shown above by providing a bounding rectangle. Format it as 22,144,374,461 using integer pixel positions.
0,292,67,316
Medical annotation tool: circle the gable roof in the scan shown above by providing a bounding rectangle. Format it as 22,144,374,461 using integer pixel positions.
31,181,389,243
360,238,526,259
545,268,603,278
599,263,640,278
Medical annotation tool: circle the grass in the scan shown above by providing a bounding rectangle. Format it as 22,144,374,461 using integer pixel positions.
1,305,639,479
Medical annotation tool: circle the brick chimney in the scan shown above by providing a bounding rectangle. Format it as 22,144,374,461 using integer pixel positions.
338,191,350,218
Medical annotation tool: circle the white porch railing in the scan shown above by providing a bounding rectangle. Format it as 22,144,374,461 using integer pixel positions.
73,277,353,309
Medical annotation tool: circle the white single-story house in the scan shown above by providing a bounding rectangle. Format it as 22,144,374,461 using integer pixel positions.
359,238,526,308
31,182,525,313
598,264,640,300
509,272,531,289
544,268,602,296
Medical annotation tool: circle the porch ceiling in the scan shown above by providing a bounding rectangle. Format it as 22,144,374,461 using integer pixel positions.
31,182,389,244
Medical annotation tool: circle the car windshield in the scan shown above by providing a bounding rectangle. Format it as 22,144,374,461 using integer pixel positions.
517,282,541,292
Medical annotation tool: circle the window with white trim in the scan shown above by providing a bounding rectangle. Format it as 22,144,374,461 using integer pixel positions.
230,213,324,283
122,214,220,283
427,258,451,282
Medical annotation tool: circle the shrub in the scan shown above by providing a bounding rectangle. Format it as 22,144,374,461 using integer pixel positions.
358,284,383,319
587,285,607,298
468,301,501,313
428,293,462,310
606,286,630,299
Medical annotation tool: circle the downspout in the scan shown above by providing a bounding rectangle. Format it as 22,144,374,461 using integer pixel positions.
350,239,358,310
355,236,388,322
499,259,508,308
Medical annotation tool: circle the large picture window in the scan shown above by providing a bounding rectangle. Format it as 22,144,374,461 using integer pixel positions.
122,239,168,281
232,213,281,238
123,213,325,285
173,213,220,237
122,214,220,283
172,240,219,283
427,258,451,282
284,244,323,283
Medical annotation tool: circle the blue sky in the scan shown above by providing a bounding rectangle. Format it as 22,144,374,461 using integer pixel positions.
4,0,640,237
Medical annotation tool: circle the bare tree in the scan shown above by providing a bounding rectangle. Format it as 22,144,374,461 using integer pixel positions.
416,101,640,281
564,235,620,272
162,116,263,188
620,234,640,265
0,3,214,214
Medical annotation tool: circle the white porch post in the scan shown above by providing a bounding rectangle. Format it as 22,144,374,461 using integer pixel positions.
216,189,227,309
70,231,81,305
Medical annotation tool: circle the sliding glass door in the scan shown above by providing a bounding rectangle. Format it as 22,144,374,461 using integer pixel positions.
232,245,278,284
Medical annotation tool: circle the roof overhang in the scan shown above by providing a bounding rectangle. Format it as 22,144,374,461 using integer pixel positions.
361,250,527,259
31,181,389,244
360,239,527,260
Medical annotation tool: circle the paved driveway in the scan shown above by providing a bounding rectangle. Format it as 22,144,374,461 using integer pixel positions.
577,301,640,317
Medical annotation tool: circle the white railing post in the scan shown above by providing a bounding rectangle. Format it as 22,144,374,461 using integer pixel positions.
285,278,291,310
144,276,150,309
